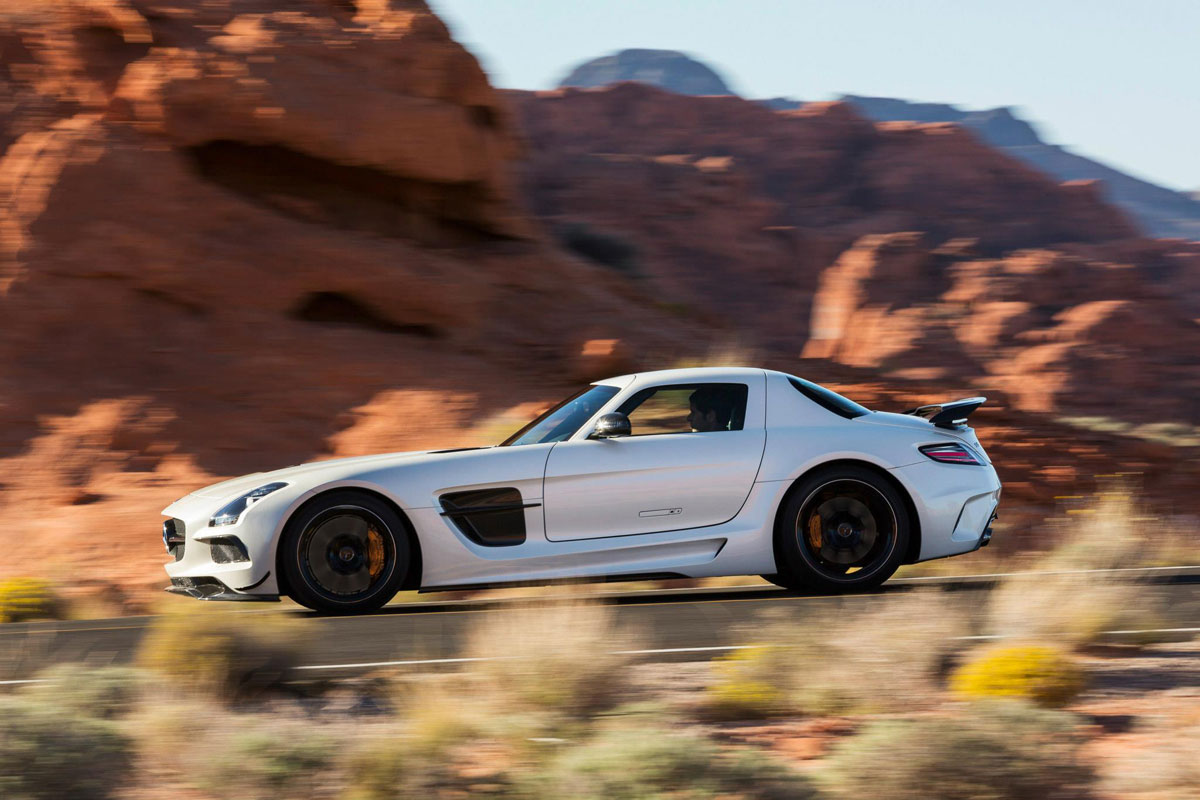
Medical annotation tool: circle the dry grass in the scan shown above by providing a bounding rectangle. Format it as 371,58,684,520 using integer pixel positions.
133,696,346,800
0,694,132,800
819,700,1094,800
135,606,310,697
456,594,639,717
704,590,969,718
985,489,1181,649
518,720,818,800
19,664,144,719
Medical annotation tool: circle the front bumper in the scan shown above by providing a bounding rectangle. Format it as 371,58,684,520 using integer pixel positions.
161,488,292,599
166,575,279,602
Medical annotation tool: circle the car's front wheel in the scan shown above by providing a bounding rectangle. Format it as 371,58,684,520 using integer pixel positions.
280,491,411,614
767,465,910,594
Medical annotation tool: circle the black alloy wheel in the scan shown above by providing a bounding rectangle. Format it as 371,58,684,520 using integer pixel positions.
767,465,910,593
280,491,411,614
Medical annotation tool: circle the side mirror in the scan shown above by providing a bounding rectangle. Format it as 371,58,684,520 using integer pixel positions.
590,412,631,439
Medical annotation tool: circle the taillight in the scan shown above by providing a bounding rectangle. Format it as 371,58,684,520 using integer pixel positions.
919,443,984,465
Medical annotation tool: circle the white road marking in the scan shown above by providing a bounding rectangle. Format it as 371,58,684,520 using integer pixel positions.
6,623,1198,681
293,626,1200,672
892,565,1200,582
294,644,757,671
296,656,503,670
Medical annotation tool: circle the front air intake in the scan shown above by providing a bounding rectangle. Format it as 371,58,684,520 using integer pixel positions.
207,536,251,564
162,518,186,561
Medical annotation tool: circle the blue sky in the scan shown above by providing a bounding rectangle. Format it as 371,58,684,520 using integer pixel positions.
430,0,1200,192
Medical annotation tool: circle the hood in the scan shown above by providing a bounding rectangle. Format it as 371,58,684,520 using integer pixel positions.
188,450,439,499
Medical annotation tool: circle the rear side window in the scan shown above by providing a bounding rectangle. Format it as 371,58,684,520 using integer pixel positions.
789,377,869,419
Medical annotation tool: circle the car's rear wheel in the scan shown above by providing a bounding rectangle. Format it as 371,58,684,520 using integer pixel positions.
768,465,909,594
280,491,410,615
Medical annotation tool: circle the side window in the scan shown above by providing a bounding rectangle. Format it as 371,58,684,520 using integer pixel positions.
618,383,748,436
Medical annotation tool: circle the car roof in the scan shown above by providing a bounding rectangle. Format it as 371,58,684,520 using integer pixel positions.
597,366,770,386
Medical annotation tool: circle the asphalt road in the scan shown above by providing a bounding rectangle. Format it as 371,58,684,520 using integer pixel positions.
3,568,1200,682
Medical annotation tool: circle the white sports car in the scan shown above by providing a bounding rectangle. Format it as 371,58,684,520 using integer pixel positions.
162,367,1000,613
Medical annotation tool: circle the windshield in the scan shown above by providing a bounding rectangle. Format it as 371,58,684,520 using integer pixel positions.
501,384,620,446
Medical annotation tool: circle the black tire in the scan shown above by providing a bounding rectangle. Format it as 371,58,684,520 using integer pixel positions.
280,491,411,614
772,465,910,594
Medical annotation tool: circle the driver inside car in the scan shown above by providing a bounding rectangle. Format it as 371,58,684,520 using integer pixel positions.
687,386,737,432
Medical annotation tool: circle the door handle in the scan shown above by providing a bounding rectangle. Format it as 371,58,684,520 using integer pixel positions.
638,508,682,518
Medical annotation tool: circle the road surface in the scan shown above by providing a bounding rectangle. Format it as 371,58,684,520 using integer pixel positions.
3,567,1199,681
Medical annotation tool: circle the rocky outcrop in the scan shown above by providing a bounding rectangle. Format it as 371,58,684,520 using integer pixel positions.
510,82,1200,428
508,83,1140,355
561,49,1200,241
0,0,695,599
804,235,1200,422
557,48,734,96
840,95,1200,241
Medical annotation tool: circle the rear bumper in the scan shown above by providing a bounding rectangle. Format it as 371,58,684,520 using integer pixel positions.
890,460,1002,561
973,509,998,550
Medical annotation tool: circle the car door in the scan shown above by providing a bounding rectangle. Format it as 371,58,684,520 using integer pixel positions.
542,377,767,541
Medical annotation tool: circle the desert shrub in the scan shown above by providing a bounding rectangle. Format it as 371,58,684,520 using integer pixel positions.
988,574,1170,648
0,577,60,623
557,222,639,275
704,646,788,719
340,735,417,800
393,677,497,753
20,664,144,719
340,730,468,800
0,695,132,800
203,717,333,800
136,699,337,800
986,489,1180,648
520,724,817,800
136,608,309,697
459,599,636,716
703,591,968,718
951,644,1084,707
821,701,1094,800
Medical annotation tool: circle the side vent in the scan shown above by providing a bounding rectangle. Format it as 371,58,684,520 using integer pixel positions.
439,487,537,547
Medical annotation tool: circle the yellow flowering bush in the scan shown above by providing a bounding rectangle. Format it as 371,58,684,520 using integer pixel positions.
951,644,1084,707
0,577,60,623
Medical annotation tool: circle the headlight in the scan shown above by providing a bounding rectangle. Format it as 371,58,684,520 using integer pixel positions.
209,482,288,527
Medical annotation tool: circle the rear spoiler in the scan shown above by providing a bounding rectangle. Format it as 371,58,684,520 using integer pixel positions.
901,396,986,429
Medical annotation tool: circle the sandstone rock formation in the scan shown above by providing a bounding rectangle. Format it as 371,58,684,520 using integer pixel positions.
564,49,1200,240
803,235,1200,423
839,95,1200,241
0,0,694,601
510,80,1200,443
